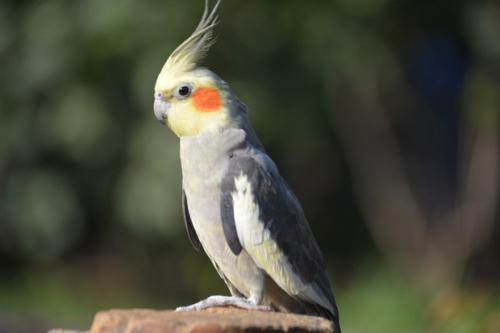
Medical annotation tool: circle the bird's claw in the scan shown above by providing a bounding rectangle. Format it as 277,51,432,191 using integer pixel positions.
176,295,272,312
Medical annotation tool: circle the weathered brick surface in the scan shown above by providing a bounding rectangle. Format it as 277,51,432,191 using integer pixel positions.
50,307,334,333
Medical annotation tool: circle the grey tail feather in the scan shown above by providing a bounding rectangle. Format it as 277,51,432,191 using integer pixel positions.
304,302,341,333
325,305,341,333
309,274,341,332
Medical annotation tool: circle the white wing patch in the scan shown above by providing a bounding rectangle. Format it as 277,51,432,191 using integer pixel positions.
232,173,265,247
231,173,334,313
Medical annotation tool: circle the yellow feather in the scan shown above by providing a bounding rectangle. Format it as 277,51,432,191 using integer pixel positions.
167,102,228,137
155,0,220,91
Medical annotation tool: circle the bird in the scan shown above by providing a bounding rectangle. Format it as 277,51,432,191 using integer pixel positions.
153,1,340,331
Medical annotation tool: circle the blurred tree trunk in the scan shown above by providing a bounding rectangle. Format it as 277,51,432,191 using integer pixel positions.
324,25,499,288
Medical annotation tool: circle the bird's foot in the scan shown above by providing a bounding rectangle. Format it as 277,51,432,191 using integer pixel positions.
176,295,272,312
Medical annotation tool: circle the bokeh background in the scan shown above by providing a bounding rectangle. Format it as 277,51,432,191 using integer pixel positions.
1,0,499,332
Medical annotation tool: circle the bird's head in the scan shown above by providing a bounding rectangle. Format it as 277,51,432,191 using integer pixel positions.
154,0,237,137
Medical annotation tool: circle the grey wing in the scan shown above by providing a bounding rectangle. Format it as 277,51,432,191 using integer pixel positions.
220,151,338,319
220,188,243,255
182,189,201,251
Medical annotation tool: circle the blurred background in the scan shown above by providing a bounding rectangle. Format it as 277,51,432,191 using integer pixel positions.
0,0,499,332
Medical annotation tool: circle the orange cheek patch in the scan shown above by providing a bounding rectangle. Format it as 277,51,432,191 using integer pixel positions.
192,87,222,112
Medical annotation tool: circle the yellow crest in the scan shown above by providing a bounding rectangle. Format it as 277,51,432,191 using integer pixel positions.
155,0,221,90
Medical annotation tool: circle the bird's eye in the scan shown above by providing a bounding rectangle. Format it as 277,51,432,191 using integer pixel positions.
174,84,192,99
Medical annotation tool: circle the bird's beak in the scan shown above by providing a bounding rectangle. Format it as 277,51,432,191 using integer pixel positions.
154,92,170,124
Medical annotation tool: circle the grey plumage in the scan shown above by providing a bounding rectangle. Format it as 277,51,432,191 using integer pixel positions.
179,112,340,330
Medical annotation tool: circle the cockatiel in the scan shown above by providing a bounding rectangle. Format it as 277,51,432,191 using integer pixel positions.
153,1,340,331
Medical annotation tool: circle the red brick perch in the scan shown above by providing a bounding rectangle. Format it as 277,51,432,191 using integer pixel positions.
49,307,335,333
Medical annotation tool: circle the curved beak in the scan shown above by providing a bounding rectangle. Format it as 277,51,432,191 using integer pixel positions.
154,94,170,124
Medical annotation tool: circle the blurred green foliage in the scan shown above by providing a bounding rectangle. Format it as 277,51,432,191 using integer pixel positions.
1,1,499,332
